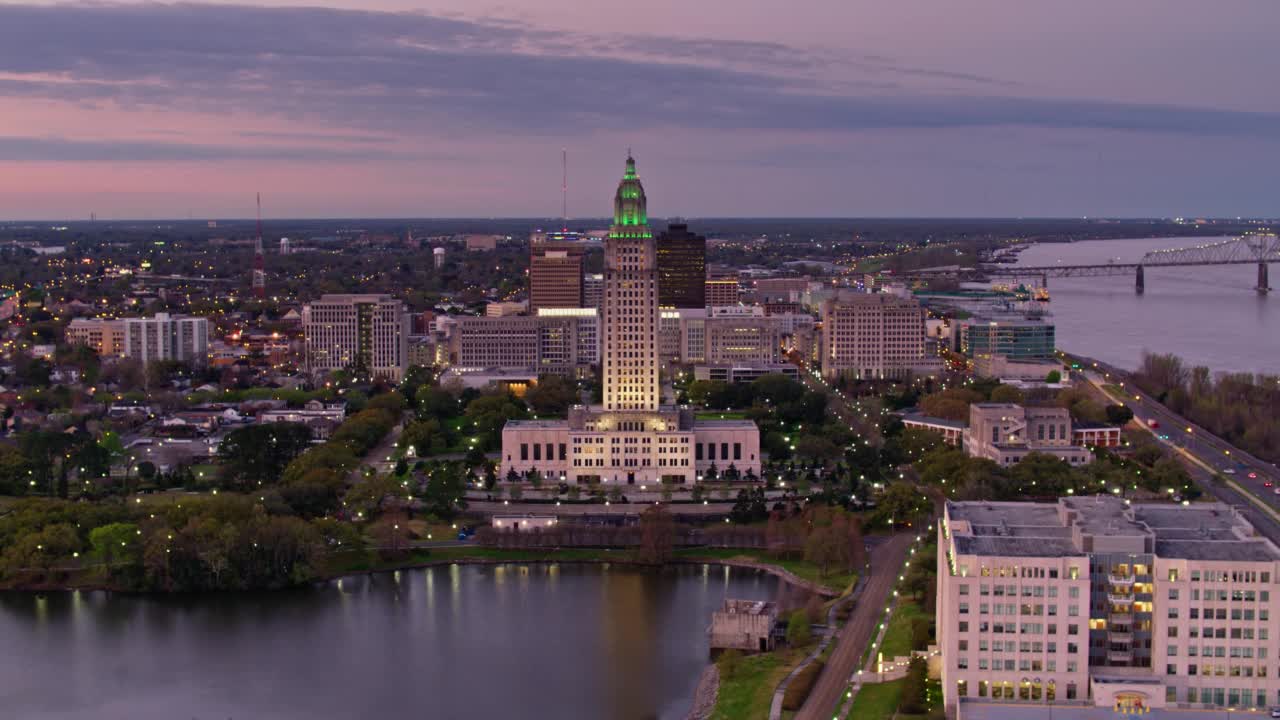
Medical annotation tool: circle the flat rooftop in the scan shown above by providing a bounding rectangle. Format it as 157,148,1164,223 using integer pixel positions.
948,497,1280,563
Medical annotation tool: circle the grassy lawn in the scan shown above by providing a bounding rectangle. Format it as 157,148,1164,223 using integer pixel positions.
879,598,930,660
711,646,809,720
695,411,749,420
674,547,857,592
847,679,904,720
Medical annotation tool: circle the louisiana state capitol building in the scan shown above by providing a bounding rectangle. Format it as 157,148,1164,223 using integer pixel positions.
500,156,760,485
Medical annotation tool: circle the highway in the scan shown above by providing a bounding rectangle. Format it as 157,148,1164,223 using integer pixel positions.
1074,362,1280,541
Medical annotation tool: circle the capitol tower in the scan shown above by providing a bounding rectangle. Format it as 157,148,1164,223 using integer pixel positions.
500,155,760,487
602,155,660,412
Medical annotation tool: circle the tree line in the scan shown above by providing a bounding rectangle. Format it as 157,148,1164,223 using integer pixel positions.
1133,352,1280,464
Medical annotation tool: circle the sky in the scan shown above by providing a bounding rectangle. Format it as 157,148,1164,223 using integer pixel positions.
1,0,1279,220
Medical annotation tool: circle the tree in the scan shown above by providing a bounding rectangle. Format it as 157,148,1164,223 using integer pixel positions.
525,375,578,416
803,524,850,579
217,423,313,490
785,610,811,647
1045,370,1062,384
919,388,983,421
989,384,1025,404
464,393,527,449
89,522,141,582
635,504,675,565
899,656,928,714
1105,404,1135,425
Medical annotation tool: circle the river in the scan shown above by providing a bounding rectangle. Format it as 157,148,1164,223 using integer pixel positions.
0,563,780,720
1014,236,1276,374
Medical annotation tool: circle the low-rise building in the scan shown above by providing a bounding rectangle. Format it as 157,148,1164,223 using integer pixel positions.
964,403,1093,466
65,318,126,357
491,515,558,532
974,354,1068,383
694,364,799,384
258,400,347,440
710,599,778,653
900,413,966,446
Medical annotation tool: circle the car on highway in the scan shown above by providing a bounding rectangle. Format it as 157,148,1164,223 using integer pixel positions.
1224,469,1237,475
1266,481,1275,488
1146,419,1160,429
1248,471,1259,479
1274,488,1280,496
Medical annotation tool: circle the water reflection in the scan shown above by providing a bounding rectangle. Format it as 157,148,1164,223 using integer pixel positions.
0,564,777,720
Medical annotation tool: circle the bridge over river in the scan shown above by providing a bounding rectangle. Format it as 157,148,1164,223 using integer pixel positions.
909,234,1279,294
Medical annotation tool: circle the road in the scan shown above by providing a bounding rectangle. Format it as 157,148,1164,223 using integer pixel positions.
789,351,882,440
347,421,405,482
1074,363,1280,542
795,532,915,720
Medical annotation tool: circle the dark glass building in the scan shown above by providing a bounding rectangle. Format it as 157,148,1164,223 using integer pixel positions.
656,222,706,308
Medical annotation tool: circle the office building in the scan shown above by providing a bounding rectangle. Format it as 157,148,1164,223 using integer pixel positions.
963,403,1093,466
451,314,592,375
500,156,760,485
302,294,409,381
657,307,785,367
583,273,604,309
939,496,1280,714
65,318,126,357
959,315,1057,360
706,275,741,307
819,291,940,380
656,222,706,308
529,237,585,311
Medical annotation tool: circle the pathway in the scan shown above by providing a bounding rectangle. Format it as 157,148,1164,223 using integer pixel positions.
793,532,915,720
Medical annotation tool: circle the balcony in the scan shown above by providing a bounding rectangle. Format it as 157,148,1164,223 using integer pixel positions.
1109,612,1133,624
1107,650,1135,664
1107,630,1133,643
1108,574,1135,586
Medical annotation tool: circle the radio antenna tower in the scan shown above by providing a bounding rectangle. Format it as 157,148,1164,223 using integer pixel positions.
252,192,266,299
561,148,568,232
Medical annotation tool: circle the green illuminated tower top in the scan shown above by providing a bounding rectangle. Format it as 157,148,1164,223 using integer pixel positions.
609,154,651,239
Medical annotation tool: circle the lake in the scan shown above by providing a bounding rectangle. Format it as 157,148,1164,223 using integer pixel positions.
1015,236,1277,374
0,563,781,720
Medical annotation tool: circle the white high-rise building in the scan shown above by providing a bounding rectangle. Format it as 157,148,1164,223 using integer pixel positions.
123,313,209,366
302,294,409,381
602,155,659,412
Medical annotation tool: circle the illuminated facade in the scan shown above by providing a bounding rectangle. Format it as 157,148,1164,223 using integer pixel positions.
500,156,760,485
939,497,1280,715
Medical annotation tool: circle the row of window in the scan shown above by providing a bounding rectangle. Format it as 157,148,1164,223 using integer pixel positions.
962,583,1078,597
695,443,742,462
958,621,1081,635
958,602,1078,617
1170,588,1270,602
1168,645,1270,659
1170,607,1270,621
1168,663,1274,678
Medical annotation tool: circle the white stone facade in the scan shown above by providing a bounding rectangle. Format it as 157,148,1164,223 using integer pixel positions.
939,497,1280,714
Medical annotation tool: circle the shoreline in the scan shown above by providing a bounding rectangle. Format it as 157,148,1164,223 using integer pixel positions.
0,551,845,598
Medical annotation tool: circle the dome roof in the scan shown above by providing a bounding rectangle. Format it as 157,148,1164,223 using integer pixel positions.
610,154,650,238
